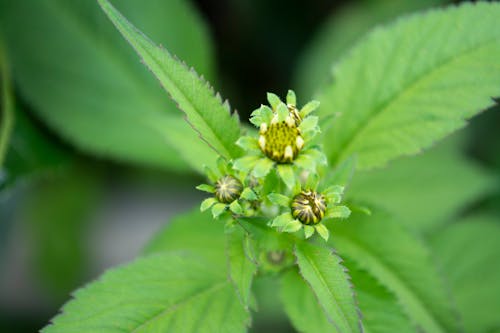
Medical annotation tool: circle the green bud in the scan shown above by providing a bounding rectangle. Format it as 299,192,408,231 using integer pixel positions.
291,190,327,225
215,175,243,204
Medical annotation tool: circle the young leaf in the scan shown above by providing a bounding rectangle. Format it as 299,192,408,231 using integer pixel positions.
42,252,249,333
280,268,337,333
431,216,500,333
98,0,241,161
318,2,500,170
0,0,217,173
0,43,14,167
226,227,257,311
349,138,495,232
330,210,459,333
294,241,362,333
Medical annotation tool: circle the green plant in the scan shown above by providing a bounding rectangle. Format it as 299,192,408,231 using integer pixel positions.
2,0,499,332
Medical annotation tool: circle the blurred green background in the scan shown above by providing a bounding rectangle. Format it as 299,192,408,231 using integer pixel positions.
0,0,498,332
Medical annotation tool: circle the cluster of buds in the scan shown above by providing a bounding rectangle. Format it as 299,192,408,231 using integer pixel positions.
197,90,350,241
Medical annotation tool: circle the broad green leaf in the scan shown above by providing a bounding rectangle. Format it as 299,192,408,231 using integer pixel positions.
98,0,241,162
143,208,226,267
330,210,458,333
0,42,14,167
0,0,216,173
295,241,362,333
318,2,500,170
226,227,257,310
42,252,249,333
431,215,500,333
349,138,494,231
294,0,445,99
344,260,416,333
280,268,336,333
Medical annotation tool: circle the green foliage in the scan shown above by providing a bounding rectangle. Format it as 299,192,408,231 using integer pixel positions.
349,136,495,231
42,252,249,333
36,1,500,333
226,227,258,311
98,0,242,163
318,2,500,170
330,210,458,333
294,0,446,99
0,43,13,167
17,167,100,298
345,263,416,333
294,241,361,333
0,0,216,172
280,268,334,333
431,215,500,333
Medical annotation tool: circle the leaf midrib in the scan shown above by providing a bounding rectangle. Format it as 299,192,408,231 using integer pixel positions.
332,36,500,166
333,234,448,333
140,43,235,159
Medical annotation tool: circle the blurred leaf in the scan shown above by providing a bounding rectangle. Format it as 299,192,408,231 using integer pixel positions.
226,227,257,311
280,268,336,333
0,0,217,173
431,215,500,333
0,42,14,167
1,107,69,190
318,3,500,170
18,167,99,298
42,252,250,333
345,260,416,333
99,0,242,161
143,208,226,267
348,137,495,232
294,241,362,333
294,0,446,99
330,210,459,333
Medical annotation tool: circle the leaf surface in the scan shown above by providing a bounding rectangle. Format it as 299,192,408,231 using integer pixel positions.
98,0,241,161
280,268,336,333
42,252,249,333
348,136,494,231
226,227,257,311
431,215,500,333
318,2,500,169
0,0,217,172
295,241,361,333
294,0,445,99
330,210,459,333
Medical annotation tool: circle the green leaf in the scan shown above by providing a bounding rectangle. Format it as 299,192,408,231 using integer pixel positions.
330,210,458,333
0,0,216,173
431,215,500,333
144,208,226,267
98,0,241,162
226,227,257,310
318,2,500,170
42,252,249,333
348,138,495,231
280,268,336,333
345,261,416,333
294,0,445,99
0,43,14,167
294,241,362,333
